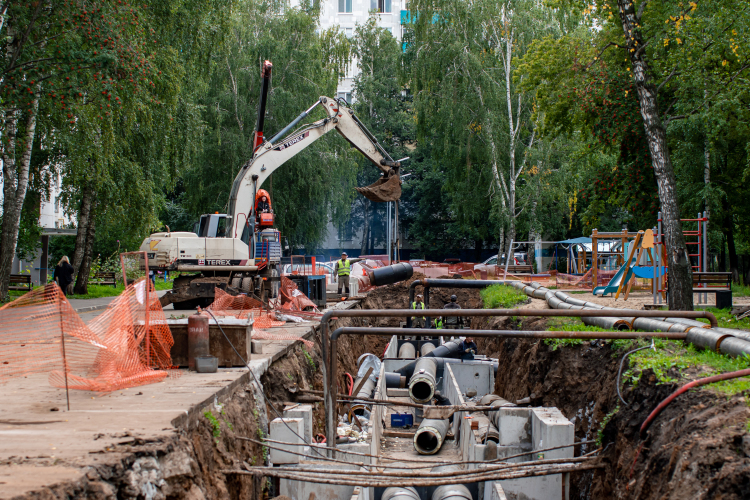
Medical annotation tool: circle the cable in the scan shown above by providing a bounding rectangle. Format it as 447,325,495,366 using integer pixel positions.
201,308,326,459
617,339,655,406
640,367,750,438
345,372,354,396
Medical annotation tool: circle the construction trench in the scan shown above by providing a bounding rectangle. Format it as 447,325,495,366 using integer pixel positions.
2,273,749,499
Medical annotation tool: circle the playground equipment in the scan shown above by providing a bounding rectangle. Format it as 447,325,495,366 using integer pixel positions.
591,212,711,305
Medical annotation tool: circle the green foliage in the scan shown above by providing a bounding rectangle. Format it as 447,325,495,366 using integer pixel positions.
301,346,316,371
480,285,528,309
692,308,750,330
204,410,222,444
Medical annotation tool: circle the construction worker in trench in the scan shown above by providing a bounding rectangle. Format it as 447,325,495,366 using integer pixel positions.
411,294,426,328
335,251,351,295
459,336,478,360
442,294,464,329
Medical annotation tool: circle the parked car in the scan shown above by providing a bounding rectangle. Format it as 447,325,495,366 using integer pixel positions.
282,262,335,284
474,252,528,274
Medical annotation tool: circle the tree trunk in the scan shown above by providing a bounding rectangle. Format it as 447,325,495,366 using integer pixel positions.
726,212,739,284
74,209,97,295
497,225,505,264
719,233,726,272
72,184,95,275
0,95,40,300
617,0,692,310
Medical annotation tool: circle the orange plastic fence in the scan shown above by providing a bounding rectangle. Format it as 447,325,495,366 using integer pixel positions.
279,276,318,312
0,280,175,393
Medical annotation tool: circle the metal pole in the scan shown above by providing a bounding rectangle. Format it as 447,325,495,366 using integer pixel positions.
144,251,150,369
703,211,708,303
503,239,513,279
59,294,70,411
657,212,663,304
387,202,391,265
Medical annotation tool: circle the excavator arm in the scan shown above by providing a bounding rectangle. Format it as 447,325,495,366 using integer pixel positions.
226,96,402,239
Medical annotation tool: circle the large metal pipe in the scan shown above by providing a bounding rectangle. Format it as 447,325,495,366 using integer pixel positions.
384,372,407,388
408,357,437,403
414,417,449,454
350,376,376,417
432,484,473,500
420,342,436,356
471,412,499,444
382,486,420,500
320,307,722,454
422,339,463,359
394,357,498,380
368,263,414,286
399,342,416,359
479,394,515,430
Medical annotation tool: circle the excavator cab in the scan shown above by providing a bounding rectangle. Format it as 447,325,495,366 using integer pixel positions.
195,213,232,238
254,189,275,228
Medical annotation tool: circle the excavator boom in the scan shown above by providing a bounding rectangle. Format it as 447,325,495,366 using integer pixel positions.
226,96,401,239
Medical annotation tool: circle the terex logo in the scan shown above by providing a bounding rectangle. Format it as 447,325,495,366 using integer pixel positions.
206,260,231,266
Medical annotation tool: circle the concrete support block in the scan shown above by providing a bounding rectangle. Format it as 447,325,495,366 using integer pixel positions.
269,418,304,464
283,404,313,444
496,407,532,446
251,340,263,354
531,407,574,460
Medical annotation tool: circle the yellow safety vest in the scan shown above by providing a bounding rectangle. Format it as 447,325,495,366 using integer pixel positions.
337,259,351,276
411,302,425,310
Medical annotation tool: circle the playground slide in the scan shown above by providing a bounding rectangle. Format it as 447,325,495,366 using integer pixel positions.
592,258,636,296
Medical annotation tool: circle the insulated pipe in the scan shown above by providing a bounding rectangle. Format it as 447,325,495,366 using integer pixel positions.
382,486,420,500
471,412,499,444
414,417,449,454
479,394,515,430
432,484,473,500
367,263,414,287
350,376,376,416
422,339,463,359
398,342,416,359
408,357,437,403
421,342,437,356
394,357,498,379
384,372,407,388
320,308,722,455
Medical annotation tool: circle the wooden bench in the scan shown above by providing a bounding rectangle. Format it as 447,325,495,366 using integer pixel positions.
693,272,732,308
9,274,32,291
91,271,117,287
504,265,533,274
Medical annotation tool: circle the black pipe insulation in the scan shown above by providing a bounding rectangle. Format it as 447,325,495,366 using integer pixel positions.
422,339,464,359
384,372,407,388
395,357,499,379
368,263,414,287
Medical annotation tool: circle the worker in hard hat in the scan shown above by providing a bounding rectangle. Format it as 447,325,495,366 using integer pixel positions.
335,251,351,295
442,295,463,329
411,294,426,328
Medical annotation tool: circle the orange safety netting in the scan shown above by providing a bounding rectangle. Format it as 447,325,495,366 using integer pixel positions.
0,280,175,392
279,276,318,312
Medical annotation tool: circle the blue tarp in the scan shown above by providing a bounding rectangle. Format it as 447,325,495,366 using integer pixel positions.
555,237,592,245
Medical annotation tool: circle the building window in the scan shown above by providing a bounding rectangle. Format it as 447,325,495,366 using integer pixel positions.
339,0,352,13
384,27,393,34
337,92,352,104
370,0,391,13
344,27,353,37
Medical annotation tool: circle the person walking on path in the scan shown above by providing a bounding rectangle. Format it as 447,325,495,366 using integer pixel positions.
53,256,75,296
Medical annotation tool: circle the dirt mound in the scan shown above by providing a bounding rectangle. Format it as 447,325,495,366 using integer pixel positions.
474,320,750,499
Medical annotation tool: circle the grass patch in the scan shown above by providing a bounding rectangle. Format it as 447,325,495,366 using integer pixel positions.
480,284,528,309
693,308,750,330
733,283,750,297
6,277,173,301
544,317,618,350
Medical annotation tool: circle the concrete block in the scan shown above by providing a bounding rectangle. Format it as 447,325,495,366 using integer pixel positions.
280,463,359,500
269,418,304,464
283,404,313,444
386,388,410,398
250,340,263,354
531,407,574,460
496,407,531,446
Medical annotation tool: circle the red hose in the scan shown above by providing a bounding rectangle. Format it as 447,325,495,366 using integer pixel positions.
315,433,326,444
345,372,354,396
382,341,390,359
640,368,750,437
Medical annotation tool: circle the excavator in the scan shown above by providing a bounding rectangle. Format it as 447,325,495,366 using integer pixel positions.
140,61,402,308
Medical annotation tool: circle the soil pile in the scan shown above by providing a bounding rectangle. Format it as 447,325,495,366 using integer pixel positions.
474,317,750,499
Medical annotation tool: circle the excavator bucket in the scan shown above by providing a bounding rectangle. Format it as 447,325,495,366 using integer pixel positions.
355,174,402,202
